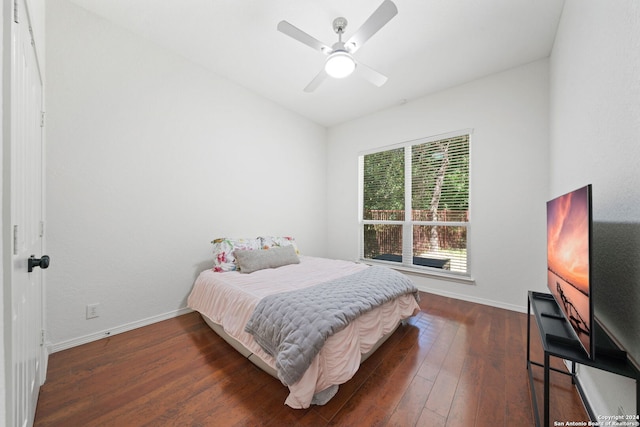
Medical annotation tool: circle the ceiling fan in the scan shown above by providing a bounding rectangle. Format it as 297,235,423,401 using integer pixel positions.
277,0,398,92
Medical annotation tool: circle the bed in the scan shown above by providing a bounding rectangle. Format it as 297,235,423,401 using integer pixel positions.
187,237,420,409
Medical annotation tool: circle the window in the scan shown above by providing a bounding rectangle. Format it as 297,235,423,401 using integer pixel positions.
359,131,470,277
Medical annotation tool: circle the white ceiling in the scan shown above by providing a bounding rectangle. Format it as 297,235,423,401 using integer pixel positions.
67,0,565,127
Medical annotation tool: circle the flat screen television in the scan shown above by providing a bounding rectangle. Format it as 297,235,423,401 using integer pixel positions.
546,184,594,359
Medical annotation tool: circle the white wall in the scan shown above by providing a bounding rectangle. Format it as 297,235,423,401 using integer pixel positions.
1,0,6,420
45,0,327,349
327,59,550,311
550,0,640,418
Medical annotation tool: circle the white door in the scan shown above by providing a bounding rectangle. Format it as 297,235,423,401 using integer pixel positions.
7,0,48,425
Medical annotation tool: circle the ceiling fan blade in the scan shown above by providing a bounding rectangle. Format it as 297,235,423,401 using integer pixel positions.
355,62,388,87
277,20,332,54
346,0,398,54
304,69,328,93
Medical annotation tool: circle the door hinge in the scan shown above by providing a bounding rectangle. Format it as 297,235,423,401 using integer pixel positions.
40,111,45,128
41,330,46,346
13,225,19,255
40,221,45,237
13,0,18,23
29,26,35,47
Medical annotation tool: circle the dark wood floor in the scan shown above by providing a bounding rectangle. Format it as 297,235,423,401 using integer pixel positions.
34,292,588,426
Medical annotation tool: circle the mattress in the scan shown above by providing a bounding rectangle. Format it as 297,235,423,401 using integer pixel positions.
187,256,420,408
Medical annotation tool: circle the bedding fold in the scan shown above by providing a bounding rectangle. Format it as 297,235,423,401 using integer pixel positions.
244,266,419,386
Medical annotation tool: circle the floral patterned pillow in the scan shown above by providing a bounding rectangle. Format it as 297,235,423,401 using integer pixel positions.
259,236,299,254
211,237,261,272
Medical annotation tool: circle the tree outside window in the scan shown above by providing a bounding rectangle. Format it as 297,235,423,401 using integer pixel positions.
361,133,470,275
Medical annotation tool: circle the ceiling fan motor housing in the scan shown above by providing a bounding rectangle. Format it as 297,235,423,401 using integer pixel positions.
332,17,348,34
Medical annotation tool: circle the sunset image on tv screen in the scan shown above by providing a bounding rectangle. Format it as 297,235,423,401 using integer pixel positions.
547,185,591,354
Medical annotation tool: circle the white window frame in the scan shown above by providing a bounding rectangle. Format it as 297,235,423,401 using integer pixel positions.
358,129,474,284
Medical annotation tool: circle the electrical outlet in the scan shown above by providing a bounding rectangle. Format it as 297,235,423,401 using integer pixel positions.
86,303,100,319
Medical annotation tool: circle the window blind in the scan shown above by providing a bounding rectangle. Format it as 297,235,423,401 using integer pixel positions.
360,132,470,276
362,147,404,221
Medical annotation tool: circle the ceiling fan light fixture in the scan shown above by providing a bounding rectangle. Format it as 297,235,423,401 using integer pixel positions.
325,51,356,78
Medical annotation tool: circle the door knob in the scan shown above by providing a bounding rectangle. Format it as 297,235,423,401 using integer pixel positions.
28,255,50,273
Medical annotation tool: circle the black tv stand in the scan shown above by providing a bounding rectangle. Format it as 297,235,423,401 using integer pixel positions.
594,343,628,360
527,291,640,427
545,332,583,348
540,312,565,320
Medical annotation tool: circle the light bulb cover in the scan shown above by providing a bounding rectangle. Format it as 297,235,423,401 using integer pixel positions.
325,51,356,78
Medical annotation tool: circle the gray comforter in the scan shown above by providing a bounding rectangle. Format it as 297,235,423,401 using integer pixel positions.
244,265,419,386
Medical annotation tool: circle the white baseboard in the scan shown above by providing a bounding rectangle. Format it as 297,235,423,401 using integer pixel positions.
47,289,526,355
47,307,194,354
414,284,528,313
